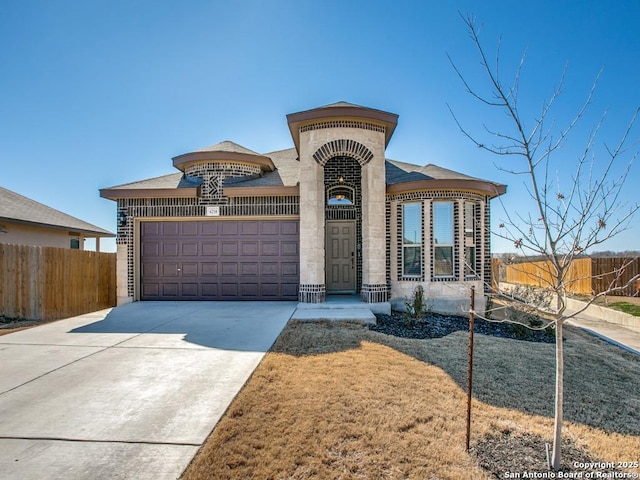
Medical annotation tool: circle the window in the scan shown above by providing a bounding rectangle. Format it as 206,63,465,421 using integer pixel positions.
70,238,80,249
327,185,354,205
433,201,454,277
402,203,422,276
464,202,476,276
464,203,476,276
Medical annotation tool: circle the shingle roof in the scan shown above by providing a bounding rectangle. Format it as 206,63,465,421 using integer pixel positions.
195,140,261,156
224,148,299,188
0,186,114,236
103,172,202,190
103,148,499,193
385,159,493,185
418,164,479,181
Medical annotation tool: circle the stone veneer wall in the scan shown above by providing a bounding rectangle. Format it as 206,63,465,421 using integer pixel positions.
298,124,388,304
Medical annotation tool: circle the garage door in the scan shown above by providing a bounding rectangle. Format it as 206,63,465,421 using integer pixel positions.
140,220,299,300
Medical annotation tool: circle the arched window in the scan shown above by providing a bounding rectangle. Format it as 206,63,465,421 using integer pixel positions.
326,185,355,206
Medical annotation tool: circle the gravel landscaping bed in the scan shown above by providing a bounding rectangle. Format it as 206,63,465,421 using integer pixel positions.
473,431,608,478
0,316,39,331
371,311,555,343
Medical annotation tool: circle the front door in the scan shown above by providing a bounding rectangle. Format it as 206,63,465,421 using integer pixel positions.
325,220,356,292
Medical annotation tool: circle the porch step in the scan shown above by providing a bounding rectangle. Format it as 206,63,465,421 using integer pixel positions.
290,307,377,325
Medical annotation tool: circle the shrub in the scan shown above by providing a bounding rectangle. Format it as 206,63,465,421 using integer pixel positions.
405,285,431,325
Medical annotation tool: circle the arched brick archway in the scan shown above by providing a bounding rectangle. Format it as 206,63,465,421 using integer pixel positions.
313,139,374,166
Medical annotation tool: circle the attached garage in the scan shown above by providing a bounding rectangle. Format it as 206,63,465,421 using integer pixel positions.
140,219,299,300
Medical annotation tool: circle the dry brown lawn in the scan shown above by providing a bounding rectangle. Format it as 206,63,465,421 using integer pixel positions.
182,320,640,480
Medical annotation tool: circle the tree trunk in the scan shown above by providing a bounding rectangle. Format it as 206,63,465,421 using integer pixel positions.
551,316,564,470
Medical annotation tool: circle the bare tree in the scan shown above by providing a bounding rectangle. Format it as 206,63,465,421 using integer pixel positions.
449,15,639,470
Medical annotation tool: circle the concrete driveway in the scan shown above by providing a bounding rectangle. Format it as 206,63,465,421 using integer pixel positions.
0,301,296,480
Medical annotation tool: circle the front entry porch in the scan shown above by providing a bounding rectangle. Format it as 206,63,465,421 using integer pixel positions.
290,294,390,324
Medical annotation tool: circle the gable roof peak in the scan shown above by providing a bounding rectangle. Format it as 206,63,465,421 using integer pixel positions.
320,101,364,109
196,140,260,156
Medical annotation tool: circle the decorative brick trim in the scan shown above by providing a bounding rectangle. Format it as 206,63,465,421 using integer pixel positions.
185,162,261,203
483,201,491,293
385,197,391,286
185,162,261,178
395,203,404,281
301,120,385,134
387,190,486,203
313,139,374,167
360,284,389,303
298,284,326,303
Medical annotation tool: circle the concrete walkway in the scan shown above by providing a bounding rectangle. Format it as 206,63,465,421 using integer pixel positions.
0,301,296,480
567,311,640,355
291,294,389,323
499,283,640,355
562,296,640,354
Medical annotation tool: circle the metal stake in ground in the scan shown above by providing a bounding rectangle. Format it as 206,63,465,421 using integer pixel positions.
466,286,475,452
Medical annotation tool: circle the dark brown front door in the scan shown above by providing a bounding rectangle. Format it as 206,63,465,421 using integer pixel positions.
325,220,356,293
140,219,299,300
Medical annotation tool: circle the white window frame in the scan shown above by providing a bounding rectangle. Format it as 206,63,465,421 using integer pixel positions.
433,201,454,278
402,202,422,278
464,202,477,277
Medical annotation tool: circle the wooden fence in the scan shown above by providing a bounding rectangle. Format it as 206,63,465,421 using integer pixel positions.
502,257,639,296
0,244,116,321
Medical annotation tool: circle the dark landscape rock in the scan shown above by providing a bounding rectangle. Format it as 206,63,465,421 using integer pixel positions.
370,311,555,343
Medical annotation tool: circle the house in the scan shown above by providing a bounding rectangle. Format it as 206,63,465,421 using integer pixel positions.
100,102,506,313
0,186,114,251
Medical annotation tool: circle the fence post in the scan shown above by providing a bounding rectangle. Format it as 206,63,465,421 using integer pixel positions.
466,285,475,452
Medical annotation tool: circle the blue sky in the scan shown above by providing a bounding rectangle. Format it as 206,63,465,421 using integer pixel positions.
1,1,638,253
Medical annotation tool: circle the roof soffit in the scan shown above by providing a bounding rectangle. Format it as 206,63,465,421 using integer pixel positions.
99,186,200,200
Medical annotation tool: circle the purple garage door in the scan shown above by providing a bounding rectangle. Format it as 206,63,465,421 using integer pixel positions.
140,220,299,300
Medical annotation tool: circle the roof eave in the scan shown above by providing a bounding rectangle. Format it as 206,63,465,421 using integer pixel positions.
172,151,276,172
99,187,200,201
0,217,115,238
386,179,507,198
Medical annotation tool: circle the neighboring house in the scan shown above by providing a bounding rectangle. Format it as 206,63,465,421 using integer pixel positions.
100,102,506,312
0,186,114,251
